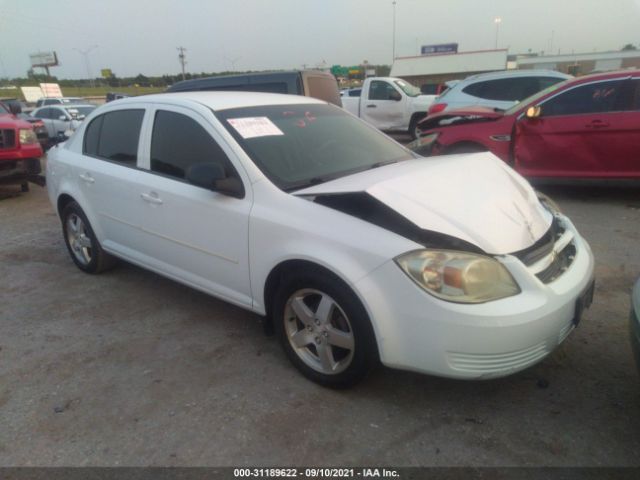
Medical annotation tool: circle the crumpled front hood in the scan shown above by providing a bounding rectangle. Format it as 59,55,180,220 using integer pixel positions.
295,153,552,254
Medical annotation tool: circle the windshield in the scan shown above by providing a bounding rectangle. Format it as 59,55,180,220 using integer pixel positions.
504,79,571,116
216,104,414,191
394,80,421,97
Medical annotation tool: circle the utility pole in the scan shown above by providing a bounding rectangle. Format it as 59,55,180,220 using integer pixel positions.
177,46,187,80
494,17,502,49
392,1,397,61
74,45,98,88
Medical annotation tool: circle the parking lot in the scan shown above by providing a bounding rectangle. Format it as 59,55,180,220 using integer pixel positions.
1,175,639,467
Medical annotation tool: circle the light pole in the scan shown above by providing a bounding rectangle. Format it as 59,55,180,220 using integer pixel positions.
494,17,502,49
74,45,98,88
392,1,397,61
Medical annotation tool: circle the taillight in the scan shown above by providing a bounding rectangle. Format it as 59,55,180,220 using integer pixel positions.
428,103,447,115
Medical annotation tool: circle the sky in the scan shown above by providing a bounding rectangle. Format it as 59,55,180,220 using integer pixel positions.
1,0,640,79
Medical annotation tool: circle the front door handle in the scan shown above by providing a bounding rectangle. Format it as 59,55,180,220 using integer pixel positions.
366,104,377,108
78,172,95,184
140,192,163,205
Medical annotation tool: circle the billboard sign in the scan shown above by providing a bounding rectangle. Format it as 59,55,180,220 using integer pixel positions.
21,86,44,103
421,43,458,56
29,51,59,67
101,68,113,78
40,83,63,98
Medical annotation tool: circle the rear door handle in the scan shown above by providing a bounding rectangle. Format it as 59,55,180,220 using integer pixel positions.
366,104,377,108
140,192,163,205
586,120,610,129
78,172,95,184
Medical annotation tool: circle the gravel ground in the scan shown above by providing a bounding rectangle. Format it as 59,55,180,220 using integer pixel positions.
0,176,639,467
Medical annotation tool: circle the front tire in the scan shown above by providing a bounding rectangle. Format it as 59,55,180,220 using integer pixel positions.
409,114,426,140
61,201,117,273
273,269,378,388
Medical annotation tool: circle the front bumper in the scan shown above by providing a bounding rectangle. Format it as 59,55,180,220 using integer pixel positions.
0,158,44,186
355,215,595,379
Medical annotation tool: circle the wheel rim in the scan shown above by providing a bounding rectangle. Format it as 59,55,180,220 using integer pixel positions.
284,288,355,375
66,213,92,266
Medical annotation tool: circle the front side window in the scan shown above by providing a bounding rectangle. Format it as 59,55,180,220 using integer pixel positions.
541,80,626,117
82,109,144,165
216,104,413,191
34,108,51,119
150,110,233,180
369,81,399,101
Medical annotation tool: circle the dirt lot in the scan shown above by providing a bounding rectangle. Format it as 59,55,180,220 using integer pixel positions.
0,177,639,467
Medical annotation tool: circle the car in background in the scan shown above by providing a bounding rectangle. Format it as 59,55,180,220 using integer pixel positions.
31,104,97,142
106,92,130,102
0,101,43,192
631,278,640,375
47,91,594,387
427,70,572,116
1,98,48,148
413,70,640,180
36,97,85,107
166,70,342,106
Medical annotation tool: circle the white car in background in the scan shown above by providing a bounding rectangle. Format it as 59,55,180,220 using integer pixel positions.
46,92,594,387
428,70,572,115
31,104,97,140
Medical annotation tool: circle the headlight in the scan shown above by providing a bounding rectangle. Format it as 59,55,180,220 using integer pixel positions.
19,128,38,145
395,250,520,303
537,192,562,215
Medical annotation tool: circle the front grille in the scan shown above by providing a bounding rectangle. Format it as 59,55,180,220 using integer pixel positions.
0,129,16,149
513,216,564,266
536,243,576,283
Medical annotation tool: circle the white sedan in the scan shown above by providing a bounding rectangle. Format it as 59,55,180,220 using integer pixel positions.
46,92,595,387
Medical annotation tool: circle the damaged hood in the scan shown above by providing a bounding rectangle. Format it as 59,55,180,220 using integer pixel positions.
295,153,552,255
418,106,505,131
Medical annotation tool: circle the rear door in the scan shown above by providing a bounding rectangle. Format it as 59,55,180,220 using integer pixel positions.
76,107,151,255
514,78,637,178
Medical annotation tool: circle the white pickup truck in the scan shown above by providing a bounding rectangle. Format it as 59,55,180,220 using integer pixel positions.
341,77,436,139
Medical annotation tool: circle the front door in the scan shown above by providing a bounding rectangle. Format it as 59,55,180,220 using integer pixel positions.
362,80,406,130
135,106,253,307
514,78,639,178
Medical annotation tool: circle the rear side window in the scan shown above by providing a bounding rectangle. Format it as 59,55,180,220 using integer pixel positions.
463,77,564,102
82,109,144,165
150,110,233,180
83,115,103,156
542,80,626,116
34,108,51,119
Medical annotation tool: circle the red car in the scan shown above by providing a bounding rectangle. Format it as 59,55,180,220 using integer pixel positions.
0,101,44,191
414,70,640,180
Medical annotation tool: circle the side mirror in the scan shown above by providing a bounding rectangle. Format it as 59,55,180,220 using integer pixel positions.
59,115,69,121
389,90,402,102
525,105,542,119
186,162,244,199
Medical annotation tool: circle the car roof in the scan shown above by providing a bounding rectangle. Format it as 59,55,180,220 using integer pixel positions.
111,91,326,111
461,69,572,83
564,68,640,84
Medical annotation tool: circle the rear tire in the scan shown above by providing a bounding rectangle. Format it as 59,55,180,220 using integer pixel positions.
273,269,378,388
61,201,117,274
